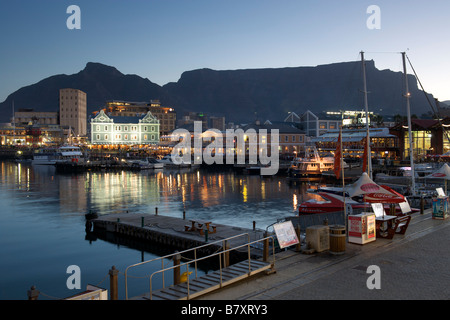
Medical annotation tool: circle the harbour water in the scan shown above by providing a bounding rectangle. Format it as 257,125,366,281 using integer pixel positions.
0,161,306,300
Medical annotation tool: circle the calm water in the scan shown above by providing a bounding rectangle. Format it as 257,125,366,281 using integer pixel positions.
0,161,306,300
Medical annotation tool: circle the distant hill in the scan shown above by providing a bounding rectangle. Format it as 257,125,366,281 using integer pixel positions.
0,60,438,124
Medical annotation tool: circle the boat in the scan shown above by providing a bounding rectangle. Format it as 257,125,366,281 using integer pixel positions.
129,157,164,170
32,145,86,165
287,147,347,180
55,145,86,164
158,154,199,168
31,147,60,165
298,186,419,215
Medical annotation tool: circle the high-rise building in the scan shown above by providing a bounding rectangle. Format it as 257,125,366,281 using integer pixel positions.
59,88,87,136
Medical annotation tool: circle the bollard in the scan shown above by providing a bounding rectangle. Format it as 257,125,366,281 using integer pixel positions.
155,207,158,216
223,241,230,268
27,286,40,300
173,252,181,285
263,237,269,262
253,221,256,231
109,266,119,301
204,229,209,242
183,210,186,220
141,216,144,227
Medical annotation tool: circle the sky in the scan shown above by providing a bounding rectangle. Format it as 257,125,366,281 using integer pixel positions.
1,0,449,104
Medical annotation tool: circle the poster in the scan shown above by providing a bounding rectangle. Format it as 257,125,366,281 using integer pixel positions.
273,221,299,249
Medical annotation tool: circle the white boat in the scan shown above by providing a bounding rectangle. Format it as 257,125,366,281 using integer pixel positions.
55,146,86,164
129,157,164,170
32,145,86,165
158,154,198,168
288,147,347,180
31,148,60,165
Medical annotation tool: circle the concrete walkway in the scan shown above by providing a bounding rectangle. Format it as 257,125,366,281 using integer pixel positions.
196,209,449,300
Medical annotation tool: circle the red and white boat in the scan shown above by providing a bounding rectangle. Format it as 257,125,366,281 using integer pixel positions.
298,187,419,215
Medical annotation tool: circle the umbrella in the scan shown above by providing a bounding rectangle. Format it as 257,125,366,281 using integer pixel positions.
424,163,450,194
348,172,406,204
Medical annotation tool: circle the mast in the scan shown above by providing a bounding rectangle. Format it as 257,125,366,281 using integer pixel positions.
402,52,416,196
361,51,372,179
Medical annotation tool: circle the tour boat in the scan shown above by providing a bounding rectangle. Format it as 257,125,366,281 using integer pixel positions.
287,147,347,180
32,145,86,165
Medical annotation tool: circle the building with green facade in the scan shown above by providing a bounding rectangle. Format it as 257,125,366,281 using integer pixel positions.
90,110,160,145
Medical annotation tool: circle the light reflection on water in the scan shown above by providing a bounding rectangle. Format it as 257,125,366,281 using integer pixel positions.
0,161,306,300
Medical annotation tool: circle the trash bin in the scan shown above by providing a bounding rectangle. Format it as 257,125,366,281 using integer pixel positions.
329,225,346,255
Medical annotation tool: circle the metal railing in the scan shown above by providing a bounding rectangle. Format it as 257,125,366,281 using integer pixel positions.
124,233,251,300
147,235,275,300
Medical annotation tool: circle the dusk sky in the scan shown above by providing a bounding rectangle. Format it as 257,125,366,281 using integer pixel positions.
1,0,449,104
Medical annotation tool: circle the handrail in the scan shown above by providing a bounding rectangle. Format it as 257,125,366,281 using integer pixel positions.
125,232,250,300
147,235,275,300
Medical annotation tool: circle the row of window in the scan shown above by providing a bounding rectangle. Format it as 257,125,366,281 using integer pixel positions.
95,125,157,132
95,134,157,141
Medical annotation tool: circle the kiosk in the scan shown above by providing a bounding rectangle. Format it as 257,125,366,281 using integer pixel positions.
432,188,449,220
348,212,376,245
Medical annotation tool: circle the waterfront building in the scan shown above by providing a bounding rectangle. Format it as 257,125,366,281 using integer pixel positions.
242,120,306,158
14,109,59,126
90,110,160,145
103,100,175,136
389,117,450,160
59,88,87,137
313,127,399,159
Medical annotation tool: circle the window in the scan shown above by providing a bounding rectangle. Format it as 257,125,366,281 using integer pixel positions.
104,126,108,131
151,135,155,140
292,135,296,142
285,135,289,142
104,134,108,140
96,134,100,140
96,125,100,131
144,135,148,140
144,126,148,132
151,126,155,132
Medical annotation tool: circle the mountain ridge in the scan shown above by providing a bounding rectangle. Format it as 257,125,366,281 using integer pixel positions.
0,61,437,124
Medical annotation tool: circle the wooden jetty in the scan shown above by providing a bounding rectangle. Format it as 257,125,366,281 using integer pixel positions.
90,212,267,258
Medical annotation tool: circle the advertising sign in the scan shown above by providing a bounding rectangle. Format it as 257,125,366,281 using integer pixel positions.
273,221,299,249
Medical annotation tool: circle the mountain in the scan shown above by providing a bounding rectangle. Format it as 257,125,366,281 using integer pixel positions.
0,62,168,122
0,60,437,124
163,60,435,123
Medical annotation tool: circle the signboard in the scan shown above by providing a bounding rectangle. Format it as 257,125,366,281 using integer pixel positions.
273,221,299,249
371,203,384,218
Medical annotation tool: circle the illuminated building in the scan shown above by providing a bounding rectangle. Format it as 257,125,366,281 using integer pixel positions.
102,100,176,136
90,110,160,145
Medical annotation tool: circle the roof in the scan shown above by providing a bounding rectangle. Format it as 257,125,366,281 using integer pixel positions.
312,127,396,143
242,121,305,134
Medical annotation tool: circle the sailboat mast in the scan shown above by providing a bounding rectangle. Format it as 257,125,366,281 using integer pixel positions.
402,52,416,196
361,51,372,178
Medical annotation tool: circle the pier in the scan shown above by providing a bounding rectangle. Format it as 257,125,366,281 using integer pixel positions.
89,211,267,260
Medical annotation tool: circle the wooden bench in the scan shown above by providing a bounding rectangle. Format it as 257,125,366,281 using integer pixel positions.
394,215,411,235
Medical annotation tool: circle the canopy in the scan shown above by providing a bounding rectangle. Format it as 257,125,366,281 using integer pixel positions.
424,163,450,195
424,163,450,180
347,172,406,203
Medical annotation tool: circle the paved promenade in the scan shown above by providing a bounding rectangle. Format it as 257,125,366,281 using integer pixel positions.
197,208,449,300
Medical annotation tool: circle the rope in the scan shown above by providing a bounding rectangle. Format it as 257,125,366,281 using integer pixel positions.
39,291,63,300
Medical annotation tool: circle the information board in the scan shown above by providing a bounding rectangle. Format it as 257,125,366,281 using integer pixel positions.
273,221,299,249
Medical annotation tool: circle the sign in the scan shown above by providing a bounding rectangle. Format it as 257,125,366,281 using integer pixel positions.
371,203,384,218
273,221,299,249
